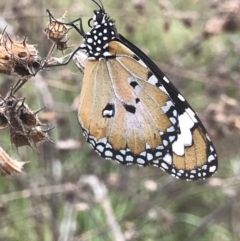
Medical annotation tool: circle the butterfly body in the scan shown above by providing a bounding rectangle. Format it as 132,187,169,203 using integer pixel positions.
52,1,218,180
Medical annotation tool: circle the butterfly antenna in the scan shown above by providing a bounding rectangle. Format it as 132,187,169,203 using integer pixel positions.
91,0,104,11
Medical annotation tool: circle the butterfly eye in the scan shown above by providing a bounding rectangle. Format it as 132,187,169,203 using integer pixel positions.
94,11,104,23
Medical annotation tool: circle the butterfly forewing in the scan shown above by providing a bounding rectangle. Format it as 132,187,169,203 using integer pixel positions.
78,41,179,165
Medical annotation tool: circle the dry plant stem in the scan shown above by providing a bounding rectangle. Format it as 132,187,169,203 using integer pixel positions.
34,75,62,241
79,175,126,241
58,202,77,241
44,42,57,66
46,52,76,66
11,78,28,95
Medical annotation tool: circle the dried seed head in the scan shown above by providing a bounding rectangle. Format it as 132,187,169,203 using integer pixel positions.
0,92,52,151
45,11,69,42
44,11,71,53
0,31,41,78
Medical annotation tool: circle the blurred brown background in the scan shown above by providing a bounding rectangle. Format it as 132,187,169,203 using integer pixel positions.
0,0,240,240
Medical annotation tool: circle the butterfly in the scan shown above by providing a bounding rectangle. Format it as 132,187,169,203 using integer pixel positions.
46,0,218,180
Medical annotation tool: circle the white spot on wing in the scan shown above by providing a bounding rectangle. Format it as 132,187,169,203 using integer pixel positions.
106,143,112,149
206,134,211,141
103,110,113,117
170,117,177,125
105,151,113,157
96,145,104,152
161,101,174,113
156,152,162,157
87,38,93,43
126,155,134,162
186,108,198,123
89,140,95,147
161,163,169,170
208,155,215,163
163,76,170,83
159,85,169,95
173,110,177,117
98,138,107,145
137,59,147,67
116,155,123,162
137,158,145,164
147,153,153,161
163,154,172,165
148,75,158,85
163,140,168,146
167,126,175,132
178,94,185,102
209,166,217,173
172,112,194,156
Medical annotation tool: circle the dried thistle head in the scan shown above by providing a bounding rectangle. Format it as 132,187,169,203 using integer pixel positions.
56,38,71,52
45,11,69,42
10,126,52,151
0,34,14,75
44,10,71,54
0,30,41,78
0,92,52,151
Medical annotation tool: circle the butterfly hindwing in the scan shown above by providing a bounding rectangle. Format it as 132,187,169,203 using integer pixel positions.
117,35,218,180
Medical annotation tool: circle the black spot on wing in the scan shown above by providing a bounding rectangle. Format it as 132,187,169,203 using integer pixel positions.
147,71,153,79
133,55,140,61
130,81,138,88
102,103,115,118
123,104,136,114
135,98,140,104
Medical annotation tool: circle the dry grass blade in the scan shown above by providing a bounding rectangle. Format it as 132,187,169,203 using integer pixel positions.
0,147,25,175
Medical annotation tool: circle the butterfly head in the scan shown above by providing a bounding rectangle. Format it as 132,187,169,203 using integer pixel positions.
80,1,117,59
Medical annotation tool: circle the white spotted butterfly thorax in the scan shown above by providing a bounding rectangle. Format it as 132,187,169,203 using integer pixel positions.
63,2,218,180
